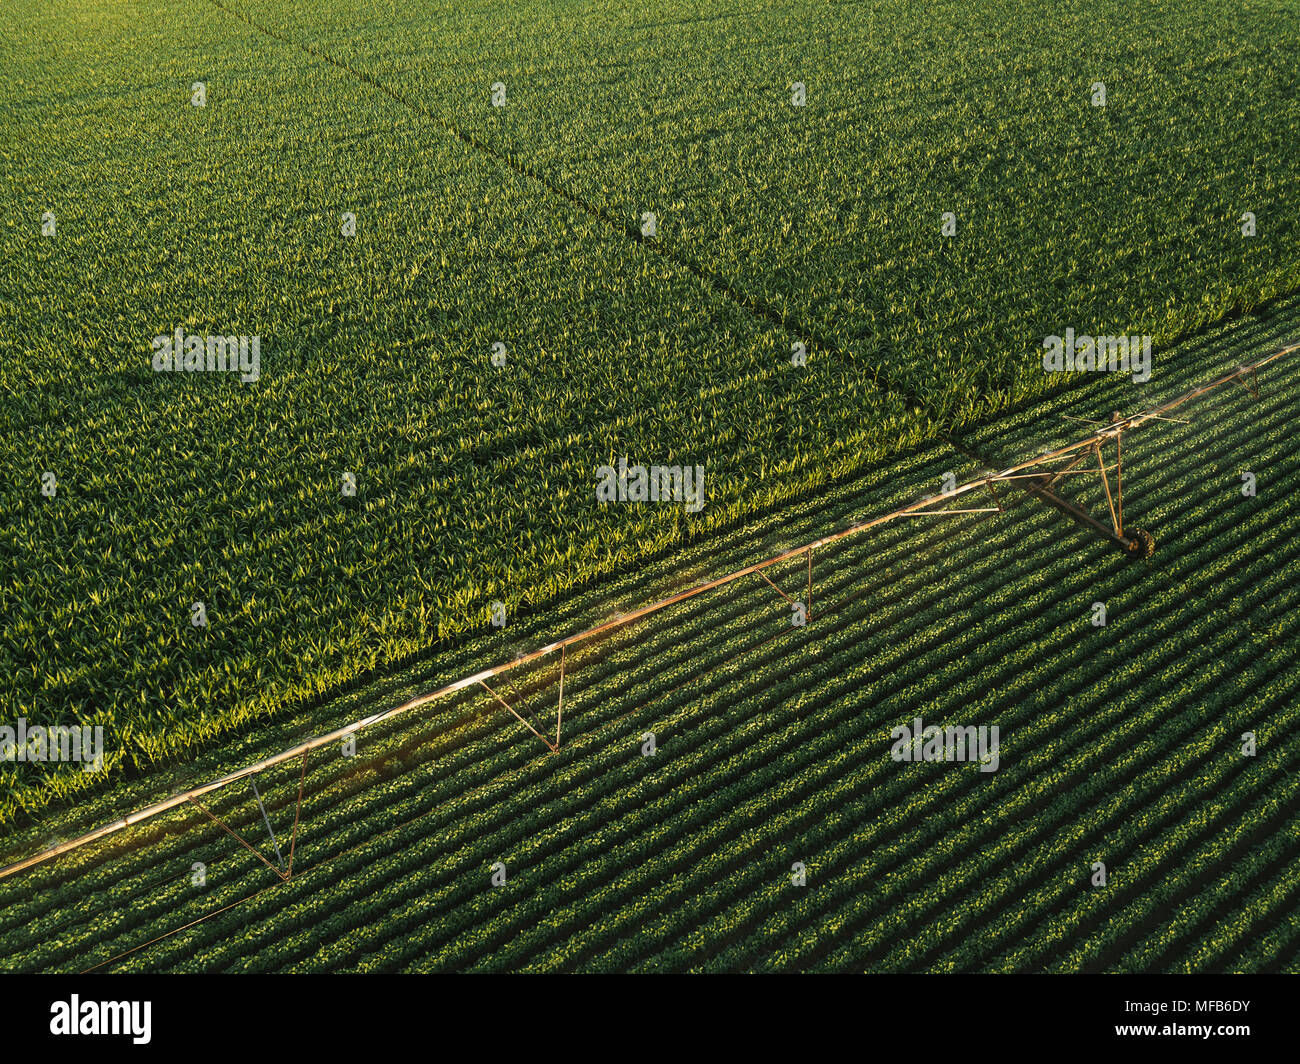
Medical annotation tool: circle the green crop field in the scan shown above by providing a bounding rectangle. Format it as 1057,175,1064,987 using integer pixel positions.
1,0,1298,976
0,304,1296,972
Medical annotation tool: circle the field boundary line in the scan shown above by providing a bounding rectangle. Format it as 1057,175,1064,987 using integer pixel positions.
203,0,924,409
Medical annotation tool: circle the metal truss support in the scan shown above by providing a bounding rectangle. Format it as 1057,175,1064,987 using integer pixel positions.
186,750,309,885
754,546,818,621
1009,412,1154,558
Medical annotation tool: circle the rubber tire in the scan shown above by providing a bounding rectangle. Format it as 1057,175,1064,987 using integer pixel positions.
1124,527,1156,560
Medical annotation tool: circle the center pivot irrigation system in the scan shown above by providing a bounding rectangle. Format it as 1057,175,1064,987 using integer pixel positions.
1,342,1295,886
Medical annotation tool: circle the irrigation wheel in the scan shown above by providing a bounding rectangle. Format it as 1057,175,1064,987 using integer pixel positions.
1124,528,1156,560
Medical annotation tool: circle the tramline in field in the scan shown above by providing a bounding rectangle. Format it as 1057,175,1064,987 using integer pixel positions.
2,341,1294,889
